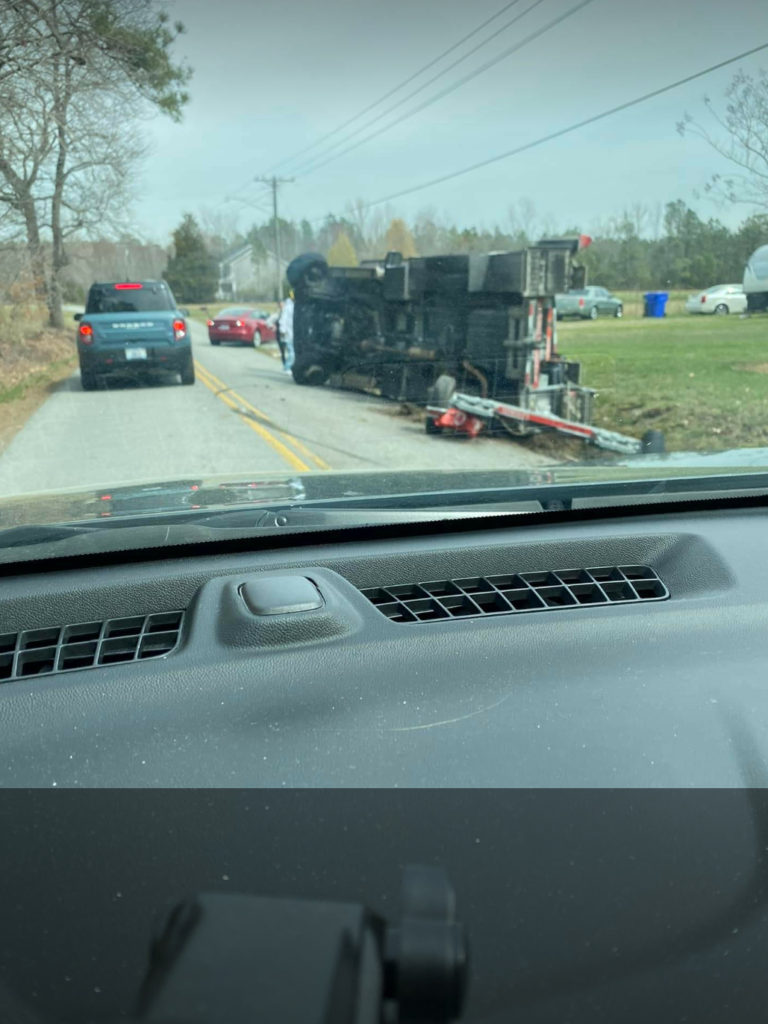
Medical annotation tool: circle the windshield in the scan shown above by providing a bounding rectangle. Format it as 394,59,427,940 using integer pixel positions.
1,0,768,555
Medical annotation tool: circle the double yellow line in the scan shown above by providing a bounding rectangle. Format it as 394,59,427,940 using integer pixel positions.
194,359,330,473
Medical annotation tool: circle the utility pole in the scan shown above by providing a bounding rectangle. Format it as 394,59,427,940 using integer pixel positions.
254,175,293,301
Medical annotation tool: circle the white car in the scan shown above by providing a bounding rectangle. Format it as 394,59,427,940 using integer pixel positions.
685,284,748,315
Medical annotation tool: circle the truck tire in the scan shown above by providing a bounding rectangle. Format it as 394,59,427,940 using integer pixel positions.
425,416,443,435
641,429,665,454
287,253,328,289
292,359,329,386
80,368,97,391
180,354,195,385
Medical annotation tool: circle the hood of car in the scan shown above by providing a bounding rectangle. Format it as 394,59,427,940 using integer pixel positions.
2,448,768,527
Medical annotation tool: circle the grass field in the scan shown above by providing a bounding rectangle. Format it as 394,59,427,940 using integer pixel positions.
558,311,768,452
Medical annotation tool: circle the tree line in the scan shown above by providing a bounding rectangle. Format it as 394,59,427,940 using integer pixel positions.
193,198,768,298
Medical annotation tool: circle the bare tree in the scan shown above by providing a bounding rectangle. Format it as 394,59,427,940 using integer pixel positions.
624,202,651,238
344,197,372,254
678,68,768,210
197,205,241,254
0,0,190,326
507,197,538,242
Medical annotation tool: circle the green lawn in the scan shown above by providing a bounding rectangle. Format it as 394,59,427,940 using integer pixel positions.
558,312,768,452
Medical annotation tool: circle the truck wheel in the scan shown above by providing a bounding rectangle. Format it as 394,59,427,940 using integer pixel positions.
80,368,97,391
292,359,328,386
426,374,457,408
287,253,328,289
588,306,598,320
714,303,729,315
614,305,623,318
180,354,195,385
425,416,443,435
641,429,665,454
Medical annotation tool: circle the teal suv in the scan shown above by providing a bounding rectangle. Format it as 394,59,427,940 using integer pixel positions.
75,280,195,390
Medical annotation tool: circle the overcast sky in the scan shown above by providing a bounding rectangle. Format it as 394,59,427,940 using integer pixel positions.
132,0,768,244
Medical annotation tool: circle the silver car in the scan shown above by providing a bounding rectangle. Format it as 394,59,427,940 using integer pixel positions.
685,284,748,315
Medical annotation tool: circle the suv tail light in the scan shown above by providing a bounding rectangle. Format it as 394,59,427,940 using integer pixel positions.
172,318,186,340
78,322,94,343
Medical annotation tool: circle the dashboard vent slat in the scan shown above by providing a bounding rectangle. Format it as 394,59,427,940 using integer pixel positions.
0,611,184,683
361,567,667,623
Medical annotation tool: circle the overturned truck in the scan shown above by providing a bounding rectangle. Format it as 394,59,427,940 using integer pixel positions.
287,239,664,455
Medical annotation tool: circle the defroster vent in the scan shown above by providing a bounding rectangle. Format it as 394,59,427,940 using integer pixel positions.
362,566,667,623
0,611,184,683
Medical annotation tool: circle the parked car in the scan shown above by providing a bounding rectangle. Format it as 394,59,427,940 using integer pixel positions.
207,307,277,346
74,280,194,390
685,284,748,315
555,286,623,320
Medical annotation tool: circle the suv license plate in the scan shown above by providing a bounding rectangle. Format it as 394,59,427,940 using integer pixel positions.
126,348,147,361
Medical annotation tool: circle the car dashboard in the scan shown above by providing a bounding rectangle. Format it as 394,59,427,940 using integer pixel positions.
0,498,766,788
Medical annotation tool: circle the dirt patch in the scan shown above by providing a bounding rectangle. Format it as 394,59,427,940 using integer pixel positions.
733,363,768,375
0,328,77,454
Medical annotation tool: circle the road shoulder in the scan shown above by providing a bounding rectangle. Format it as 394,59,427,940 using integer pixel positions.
0,329,77,456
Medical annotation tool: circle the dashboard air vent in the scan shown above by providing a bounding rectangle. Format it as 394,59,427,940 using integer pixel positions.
361,566,667,623
0,611,184,683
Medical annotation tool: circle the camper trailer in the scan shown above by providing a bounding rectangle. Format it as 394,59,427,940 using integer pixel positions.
743,244,768,313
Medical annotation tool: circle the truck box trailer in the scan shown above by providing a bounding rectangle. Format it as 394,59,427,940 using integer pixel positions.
287,237,590,409
744,244,768,313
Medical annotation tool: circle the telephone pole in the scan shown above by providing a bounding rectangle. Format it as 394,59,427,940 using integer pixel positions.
254,175,293,301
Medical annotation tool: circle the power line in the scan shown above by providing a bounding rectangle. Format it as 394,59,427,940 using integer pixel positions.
309,41,768,221
267,0,533,176
295,0,594,178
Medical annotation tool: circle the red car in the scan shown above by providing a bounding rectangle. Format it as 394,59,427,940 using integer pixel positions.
207,306,276,346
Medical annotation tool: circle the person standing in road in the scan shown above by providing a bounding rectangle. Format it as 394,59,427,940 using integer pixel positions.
274,300,286,369
278,291,295,375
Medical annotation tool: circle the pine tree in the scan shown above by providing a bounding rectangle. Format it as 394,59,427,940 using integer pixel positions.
384,218,418,258
327,231,358,267
164,214,218,302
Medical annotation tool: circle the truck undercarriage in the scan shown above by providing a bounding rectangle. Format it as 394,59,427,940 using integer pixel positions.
287,239,664,455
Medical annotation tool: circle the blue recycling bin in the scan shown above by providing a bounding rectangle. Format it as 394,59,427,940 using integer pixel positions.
643,291,669,317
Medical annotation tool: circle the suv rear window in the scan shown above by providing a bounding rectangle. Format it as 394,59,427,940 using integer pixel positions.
86,283,175,314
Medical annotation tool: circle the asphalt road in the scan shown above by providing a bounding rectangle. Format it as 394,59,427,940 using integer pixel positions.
0,320,551,497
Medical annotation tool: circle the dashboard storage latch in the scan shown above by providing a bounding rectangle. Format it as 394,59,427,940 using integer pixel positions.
239,577,324,616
